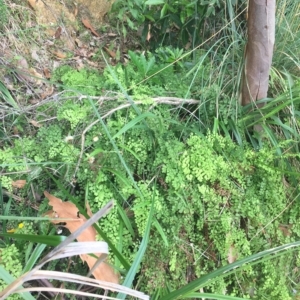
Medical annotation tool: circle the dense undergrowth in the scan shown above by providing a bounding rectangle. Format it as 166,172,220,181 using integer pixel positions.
1,0,300,299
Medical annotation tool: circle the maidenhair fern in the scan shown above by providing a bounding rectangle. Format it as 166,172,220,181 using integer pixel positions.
0,55,298,298
0,245,23,300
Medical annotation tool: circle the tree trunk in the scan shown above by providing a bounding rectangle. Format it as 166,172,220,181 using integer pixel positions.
241,0,276,106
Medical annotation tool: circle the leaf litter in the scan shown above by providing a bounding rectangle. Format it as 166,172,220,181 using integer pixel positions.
44,191,119,283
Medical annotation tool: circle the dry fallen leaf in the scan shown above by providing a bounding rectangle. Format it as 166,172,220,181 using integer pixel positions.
29,120,42,128
85,60,99,68
185,41,191,50
29,68,43,85
53,50,67,59
54,26,62,39
74,4,78,17
82,18,100,37
146,24,151,42
27,0,44,10
31,49,41,62
75,38,83,48
278,224,292,237
227,244,238,264
86,200,93,218
13,126,19,135
104,47,116,59
29,99,40,105
41,85,54,99
43,68,51,79
75,59,85,70
107,33,117,37
75,47,89,58
12,180,26,189
44,191,119,283
16,56,33,82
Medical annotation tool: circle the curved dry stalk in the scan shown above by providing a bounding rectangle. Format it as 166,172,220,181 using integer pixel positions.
46,241,108,261
17,288,117,300
72,96,200,178
15,270,149,300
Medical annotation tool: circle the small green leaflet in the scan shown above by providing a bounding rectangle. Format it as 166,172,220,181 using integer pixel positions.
145,0,165,5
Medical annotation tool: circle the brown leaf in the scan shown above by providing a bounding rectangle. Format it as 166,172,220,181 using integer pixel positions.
54,26,62,39
31,49,41,62
44,191,119,283
27,0,44,10
12,180,26,189
107,33,117,37
146,24,151,42
75,59,85,70
53,50,67,59
82,18,100,37
278,224,292,237
41,85,54,99
74,38,83,48
86,200,93,218
185,41,191,50
13,126,19,135
29,68,43,85
16,56,32,82
29,120,42,127
43,68,51,79
19,57,29,69
74,5,78,17
27,0,35,9
75,47,89,57
227,244,238,264
84,59,99,68
29,99,40,105
104,47,116,59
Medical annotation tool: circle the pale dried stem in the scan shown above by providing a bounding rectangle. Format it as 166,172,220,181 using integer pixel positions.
72,96,200,178
0,201,114,299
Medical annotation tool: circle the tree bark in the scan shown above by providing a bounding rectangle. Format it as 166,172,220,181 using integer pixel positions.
241,0,276,106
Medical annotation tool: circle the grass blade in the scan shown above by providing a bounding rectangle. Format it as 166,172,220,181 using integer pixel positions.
0,81,19,109
117,194,155,299
187,293,247,300
0,216,75,221
162,240,300,300
117,201,135,238
22,244,47,274
0,266,35,300
0,233,66,246
112,112,156,139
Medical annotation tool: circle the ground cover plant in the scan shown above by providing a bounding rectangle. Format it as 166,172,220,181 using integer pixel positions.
1,0,300,299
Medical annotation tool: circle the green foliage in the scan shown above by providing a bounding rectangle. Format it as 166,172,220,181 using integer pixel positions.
0,175,13,191
53,67,104,96
155,47,185,69
131,133,295,295
110,0,221,48
2,83,299,297
0,0,7,29
57,100,91,129
0,244,23,300
51,47,242,127
53,50,192,99
1,0,300,298
104,53,188,98
0,244,22,277
0,124,80,197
